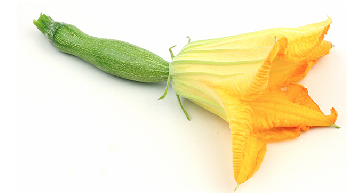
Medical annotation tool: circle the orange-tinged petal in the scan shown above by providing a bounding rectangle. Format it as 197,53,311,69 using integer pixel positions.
256,17,332,64
256,127,302,141
236,135,267,183
268,40,332,89
250,83,337,132
217,90,267,184
238,37,280,100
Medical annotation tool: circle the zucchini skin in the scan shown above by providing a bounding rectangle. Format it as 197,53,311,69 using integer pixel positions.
33,14,169,82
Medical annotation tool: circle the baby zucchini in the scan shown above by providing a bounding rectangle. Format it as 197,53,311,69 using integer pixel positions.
33,13,169,82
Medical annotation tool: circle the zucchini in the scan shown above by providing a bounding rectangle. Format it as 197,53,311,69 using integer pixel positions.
33,13,169,82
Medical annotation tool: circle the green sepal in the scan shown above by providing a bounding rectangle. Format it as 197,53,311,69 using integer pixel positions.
234,183,240,191
159,44,190,121
332,124,340,129
176,94,190,121
158,76,170,100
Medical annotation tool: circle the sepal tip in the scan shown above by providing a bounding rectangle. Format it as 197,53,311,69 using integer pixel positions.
332,124,340,129
234,183,240,191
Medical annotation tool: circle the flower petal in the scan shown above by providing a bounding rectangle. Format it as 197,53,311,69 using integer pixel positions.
217,90,267,184
276,17,332,63
268,40,332,89
250,83,337,132
256,127,302,141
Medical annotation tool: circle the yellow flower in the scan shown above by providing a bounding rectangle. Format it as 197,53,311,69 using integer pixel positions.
164,18,338,185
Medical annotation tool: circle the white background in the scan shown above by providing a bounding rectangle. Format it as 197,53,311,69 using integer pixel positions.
15,1,347,193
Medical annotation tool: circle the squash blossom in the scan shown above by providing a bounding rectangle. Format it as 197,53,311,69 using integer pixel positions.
164,18,338,185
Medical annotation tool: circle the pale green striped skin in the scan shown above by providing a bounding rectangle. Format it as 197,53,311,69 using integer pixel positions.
33,14,169,82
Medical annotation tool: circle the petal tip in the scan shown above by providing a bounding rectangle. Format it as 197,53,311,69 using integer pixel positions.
328,107,338,124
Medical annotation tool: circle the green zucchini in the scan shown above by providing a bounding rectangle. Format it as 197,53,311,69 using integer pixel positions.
33,13,169,82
